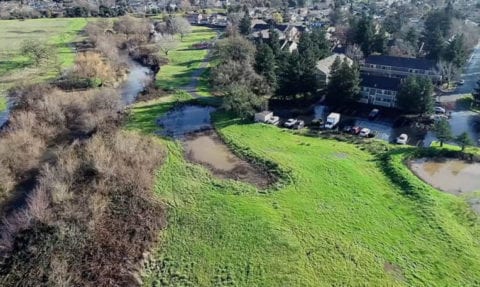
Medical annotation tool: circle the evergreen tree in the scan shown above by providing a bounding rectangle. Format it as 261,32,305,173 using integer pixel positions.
455,132,473,151
327,57,360,104
434,118,452,147
267,28,282,57
255,43,278,90
373,29,388,54
239,14,252,36
444,34,467,68
424,27,445,61
310,28,331,59
278,51,321,100
405,27,418,48
297,32,315,55
396,77,434,114
355,16,375,56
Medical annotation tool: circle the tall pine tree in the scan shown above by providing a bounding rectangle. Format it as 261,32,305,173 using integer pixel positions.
255,43,278,91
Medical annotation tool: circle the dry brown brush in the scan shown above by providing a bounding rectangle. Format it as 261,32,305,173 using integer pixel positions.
0,83,166,286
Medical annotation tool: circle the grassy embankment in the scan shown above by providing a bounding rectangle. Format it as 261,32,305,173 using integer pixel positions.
128,97,480,286
0,18,87,110
127,25,480,286
155,26,216,92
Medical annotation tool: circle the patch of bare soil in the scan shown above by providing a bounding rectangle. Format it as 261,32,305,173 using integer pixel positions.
183,131,274,189
384,262,405,281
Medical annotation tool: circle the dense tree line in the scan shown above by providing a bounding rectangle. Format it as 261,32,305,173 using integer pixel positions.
422,4,468,67
348,15,388,56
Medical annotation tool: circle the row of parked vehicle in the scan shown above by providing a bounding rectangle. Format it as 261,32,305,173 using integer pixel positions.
254,111,409,144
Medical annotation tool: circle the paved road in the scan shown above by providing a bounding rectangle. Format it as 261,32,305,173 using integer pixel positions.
456,41,480,94
440,41,480,102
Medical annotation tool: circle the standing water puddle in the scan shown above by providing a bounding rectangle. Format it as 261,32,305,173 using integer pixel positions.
156,105,215,137
156,105,273,188
409,158,480,194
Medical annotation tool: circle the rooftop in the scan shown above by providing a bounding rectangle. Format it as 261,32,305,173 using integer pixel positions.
360,74,402,91
364,55,436,70
316,54,352,75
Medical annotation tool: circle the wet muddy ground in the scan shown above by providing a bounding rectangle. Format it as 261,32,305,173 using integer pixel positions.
409,158,480,194
184,131,273,188
156,105,273,188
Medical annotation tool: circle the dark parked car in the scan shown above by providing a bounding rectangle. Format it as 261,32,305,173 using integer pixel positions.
368,109,380,120
310,118,324,129
351,126,361,135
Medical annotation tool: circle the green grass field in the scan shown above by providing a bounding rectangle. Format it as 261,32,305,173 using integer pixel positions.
156,26,216,90
127,96,480,286
0,97,6,112
0,18,88,110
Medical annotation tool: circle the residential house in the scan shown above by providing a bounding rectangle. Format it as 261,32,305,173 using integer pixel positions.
359,74,402,108
360,55,441,82
316,54,353,85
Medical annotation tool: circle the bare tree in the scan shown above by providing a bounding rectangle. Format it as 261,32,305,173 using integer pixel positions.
437,60,459,86
345,44,364,63
154,33,179,55
166,16,192,41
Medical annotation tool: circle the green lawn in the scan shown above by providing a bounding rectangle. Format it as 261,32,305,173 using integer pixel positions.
128,96,480,286
156,26,216,90
0,18,88,105
0,96,6,112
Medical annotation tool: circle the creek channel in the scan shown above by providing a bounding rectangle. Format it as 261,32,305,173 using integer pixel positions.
0,60,153,215
156,105,273,188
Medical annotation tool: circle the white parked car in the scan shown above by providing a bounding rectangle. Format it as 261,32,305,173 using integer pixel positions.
434,107,446,114
284,118,297,128
396,134,408,144
266,116,280,126
359,128,371,137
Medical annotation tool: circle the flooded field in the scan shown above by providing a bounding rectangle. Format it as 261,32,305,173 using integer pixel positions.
157,105,272,188
409,158,480,194
156,105,215,137
184,132,272,188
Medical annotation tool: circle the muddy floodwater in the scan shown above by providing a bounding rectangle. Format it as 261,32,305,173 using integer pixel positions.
409,158,480,194
156,105,215,137
156,105,273,188
184,132,272,188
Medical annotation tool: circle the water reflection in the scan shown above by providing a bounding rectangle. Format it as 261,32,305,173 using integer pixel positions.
156,105,215,138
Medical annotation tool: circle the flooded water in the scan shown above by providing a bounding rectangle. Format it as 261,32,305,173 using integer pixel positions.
156,105,216,137
0,61,152,129
410,158,480,194
0,104,8,128
156,105,273,188
121,62,153,105
184,132,272,188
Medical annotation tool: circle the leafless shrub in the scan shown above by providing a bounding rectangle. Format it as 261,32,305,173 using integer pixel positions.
0,131,165,287
73,52,115,84
0,130,45,179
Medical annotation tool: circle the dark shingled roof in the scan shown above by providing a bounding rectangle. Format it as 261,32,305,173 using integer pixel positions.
360,74,402,91
365,55,436,70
